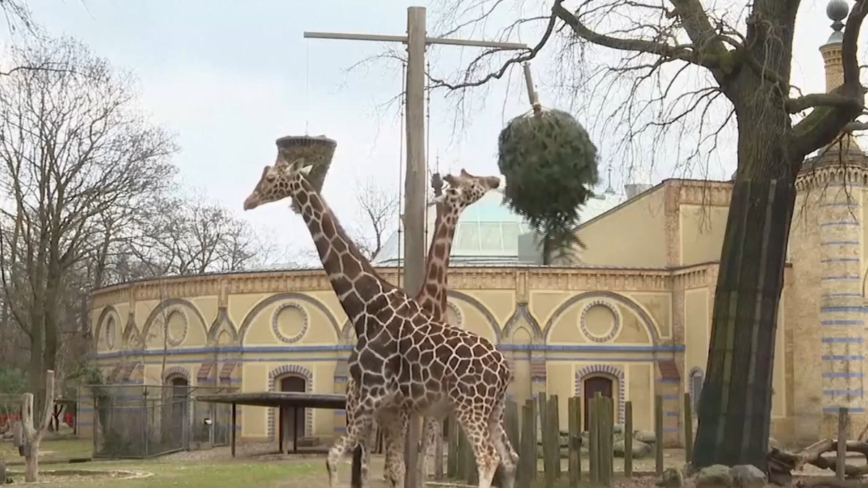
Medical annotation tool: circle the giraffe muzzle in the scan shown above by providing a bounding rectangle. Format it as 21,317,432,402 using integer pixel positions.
243,193,260,210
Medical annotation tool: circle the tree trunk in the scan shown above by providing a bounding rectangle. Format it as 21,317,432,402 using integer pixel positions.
28,313,45,416
22,370,55,483
692,111,797,469
24,439,40,482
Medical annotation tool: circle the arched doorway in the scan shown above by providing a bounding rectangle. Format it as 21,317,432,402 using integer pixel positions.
279,375,306,452
165,376,190,449
583,376,614,430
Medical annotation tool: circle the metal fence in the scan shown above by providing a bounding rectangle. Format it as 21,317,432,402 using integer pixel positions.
92,384,236,459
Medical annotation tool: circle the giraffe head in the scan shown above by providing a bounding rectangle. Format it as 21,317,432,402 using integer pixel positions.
243,157,312,210
436,169,501,214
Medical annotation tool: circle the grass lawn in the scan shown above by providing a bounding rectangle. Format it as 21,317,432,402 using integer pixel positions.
0,437,92,463
5,457,339,487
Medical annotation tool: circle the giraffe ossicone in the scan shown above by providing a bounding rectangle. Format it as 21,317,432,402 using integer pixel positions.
244,156,517,488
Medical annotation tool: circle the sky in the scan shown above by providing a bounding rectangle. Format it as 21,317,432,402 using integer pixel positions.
2,0,852,265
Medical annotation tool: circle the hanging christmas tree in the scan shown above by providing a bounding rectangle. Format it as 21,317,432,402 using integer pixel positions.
498,105,600,262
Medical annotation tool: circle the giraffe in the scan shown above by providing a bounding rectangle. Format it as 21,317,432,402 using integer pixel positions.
340,169,507,486
243,157,517,488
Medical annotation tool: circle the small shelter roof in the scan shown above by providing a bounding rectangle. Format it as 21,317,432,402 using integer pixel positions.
196,391,346,409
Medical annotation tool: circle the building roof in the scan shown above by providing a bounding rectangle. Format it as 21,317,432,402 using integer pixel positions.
372,188,625,266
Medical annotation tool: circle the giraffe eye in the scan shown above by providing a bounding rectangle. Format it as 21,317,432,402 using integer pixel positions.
265,174,276,182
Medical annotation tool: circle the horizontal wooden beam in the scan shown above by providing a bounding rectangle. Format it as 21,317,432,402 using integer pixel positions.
427,36,527,50
304,31,407,43
304,31,528,50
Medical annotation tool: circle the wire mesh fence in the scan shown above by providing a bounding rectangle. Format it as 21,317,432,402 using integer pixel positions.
92,384,236,459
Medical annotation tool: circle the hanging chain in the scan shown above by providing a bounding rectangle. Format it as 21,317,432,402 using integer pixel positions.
397,60,407,288
424,52,432,248
305,39,310,136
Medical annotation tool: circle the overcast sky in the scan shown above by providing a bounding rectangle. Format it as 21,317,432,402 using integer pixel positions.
7,0,852,264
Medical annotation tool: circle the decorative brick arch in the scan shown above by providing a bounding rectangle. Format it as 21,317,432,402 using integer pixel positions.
267,365,314,440
163,366,191,383
575,364,626,423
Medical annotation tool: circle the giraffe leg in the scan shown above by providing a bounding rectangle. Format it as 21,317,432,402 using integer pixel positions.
326,405,374,488
383,411,408,487
382,430,392,482
489,404,517,488
457,413,500,488
417,417,441,483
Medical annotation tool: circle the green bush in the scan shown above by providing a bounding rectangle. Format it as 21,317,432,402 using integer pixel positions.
498,109,599,261
0,367,27,395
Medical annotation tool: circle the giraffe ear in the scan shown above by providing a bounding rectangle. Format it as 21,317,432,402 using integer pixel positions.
460,169,471,178
274,157,290,169
300,165,313,175
443,174,459,187
288,157,305,171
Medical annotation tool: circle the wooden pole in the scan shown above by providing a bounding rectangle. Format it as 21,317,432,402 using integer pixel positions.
537,391,547,481
837,406,848,482
231,403,237,458
544,396,558,487
434,422,444,480
278,407,284,453
589,394,598,484
447,416,458,478
575,399,582,481
655,395,663,476
683,393,693,465
624,401,633,477
402,9,427,486
600,397,612,487
519,399,536,487
568,397,579,486
303,11,528,487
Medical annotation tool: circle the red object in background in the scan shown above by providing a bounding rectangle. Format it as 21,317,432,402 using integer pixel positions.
0,413,20,429
64,412,73,426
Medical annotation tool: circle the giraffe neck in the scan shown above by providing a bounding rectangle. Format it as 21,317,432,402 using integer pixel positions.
294,178,396,332
416,201,459,323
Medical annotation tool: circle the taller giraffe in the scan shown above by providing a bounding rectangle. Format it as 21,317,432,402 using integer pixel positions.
339,170,504,486
244,157,516,488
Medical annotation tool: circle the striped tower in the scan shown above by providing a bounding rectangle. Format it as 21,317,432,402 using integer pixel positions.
812,0,867,437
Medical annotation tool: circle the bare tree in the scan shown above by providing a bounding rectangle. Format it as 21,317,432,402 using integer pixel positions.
126,192,276,276
0,36,177,406
428,0,868,469
352,176,400,259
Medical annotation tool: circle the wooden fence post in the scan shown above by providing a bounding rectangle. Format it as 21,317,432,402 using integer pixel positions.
544,395,559,486
683,393,694,465
837,406,848,482
589,394,599,484
519,399,536,487
655,394,664,477
447,415,458,478
625,401,633,478
568,397,580,486
597,396,611,487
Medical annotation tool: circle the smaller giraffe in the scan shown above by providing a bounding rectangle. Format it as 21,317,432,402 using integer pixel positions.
339,169,504,486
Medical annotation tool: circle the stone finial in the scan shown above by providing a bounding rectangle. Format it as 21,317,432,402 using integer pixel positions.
826,0,849,43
